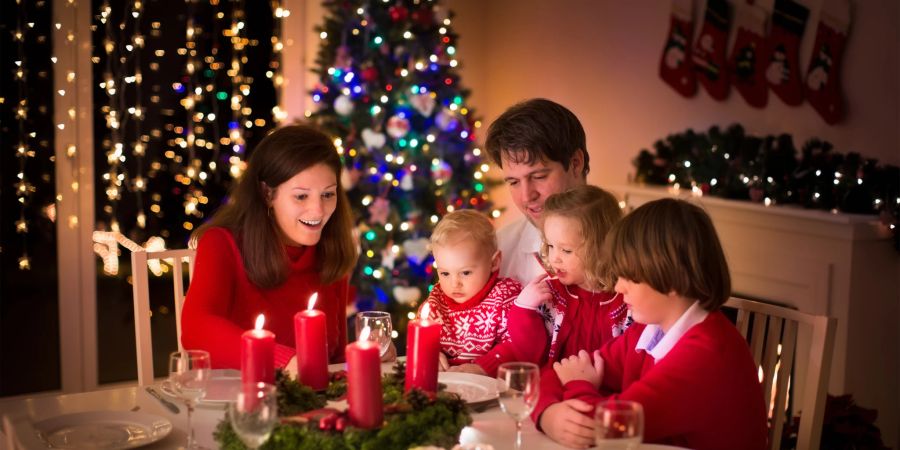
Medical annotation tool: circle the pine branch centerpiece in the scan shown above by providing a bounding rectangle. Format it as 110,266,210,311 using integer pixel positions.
214,363,471,449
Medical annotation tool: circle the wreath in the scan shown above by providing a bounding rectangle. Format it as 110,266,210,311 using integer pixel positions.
214,362,472,449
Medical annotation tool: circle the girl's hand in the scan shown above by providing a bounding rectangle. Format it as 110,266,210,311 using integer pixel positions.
381,341,398,362
539,399,596,449
447,363,487,375
516,273,552,309
438,352,450,371
553,350,604,387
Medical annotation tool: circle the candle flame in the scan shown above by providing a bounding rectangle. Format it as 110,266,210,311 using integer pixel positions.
307,292,318,311
419,303,431,320
358,326,371,342
255,314,265,330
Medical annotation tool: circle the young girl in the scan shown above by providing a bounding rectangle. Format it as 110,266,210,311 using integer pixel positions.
545,198,768,450
511,185,631,419
422,210,523,377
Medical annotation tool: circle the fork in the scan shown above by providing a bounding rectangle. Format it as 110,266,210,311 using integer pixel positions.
145,386,181,414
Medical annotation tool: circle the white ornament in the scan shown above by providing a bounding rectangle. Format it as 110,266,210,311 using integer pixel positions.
402,237,430,265
435,107,459,132
334,94,354,116
361,128,387,149
410,93,436,117
392,286,422,305
400,172,414,191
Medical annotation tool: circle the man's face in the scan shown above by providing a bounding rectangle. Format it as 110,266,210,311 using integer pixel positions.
500,151,584,225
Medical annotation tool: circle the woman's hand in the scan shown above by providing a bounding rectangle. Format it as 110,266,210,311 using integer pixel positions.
539,399,596,449
438,352,450,371
447,363,487,375
381,341,398,362
553,350,603,387
516,273,552,309
284,355,299,379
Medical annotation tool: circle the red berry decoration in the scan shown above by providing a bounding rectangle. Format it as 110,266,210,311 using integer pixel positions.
361,65,379,82
388,5,408,22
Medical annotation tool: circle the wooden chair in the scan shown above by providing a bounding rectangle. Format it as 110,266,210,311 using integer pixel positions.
131,247,196,386
724,297,837,450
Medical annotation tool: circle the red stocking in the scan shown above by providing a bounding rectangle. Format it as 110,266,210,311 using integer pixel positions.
729,3,768,108
805,0,850,124
692,0,732,100
659,0,697,97
764,0,809,106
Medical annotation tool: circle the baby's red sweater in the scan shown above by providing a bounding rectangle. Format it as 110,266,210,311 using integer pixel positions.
181,227,349,369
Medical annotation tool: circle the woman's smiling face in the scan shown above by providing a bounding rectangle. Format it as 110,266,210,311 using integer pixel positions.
268,163,338,246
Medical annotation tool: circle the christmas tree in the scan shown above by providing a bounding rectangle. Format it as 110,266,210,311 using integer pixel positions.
308,0,495,345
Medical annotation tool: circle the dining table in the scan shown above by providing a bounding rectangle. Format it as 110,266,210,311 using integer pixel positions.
0,362,685,450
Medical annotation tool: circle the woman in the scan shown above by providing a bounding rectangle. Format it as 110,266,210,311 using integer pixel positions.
181,124,357,370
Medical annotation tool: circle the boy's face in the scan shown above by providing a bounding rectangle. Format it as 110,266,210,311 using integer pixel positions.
501,151,584,226
432,238,499,303
614,278,686,332
543,215,588,289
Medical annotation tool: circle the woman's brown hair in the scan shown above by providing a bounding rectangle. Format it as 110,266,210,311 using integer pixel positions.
604,198,731,311
193,124,357,288
540,185,622,290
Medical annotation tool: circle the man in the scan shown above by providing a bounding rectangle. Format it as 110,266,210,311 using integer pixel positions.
485,98,589,285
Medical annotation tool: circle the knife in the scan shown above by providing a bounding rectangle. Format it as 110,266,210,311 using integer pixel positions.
145,386,181,414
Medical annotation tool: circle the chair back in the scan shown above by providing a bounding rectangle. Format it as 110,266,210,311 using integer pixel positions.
131,248,196,386
724,297,836,450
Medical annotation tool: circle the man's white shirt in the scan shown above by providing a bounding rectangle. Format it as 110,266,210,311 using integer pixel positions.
497,217,545,285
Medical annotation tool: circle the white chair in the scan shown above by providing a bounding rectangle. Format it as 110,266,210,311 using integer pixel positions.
131,247,196,386
724,297,837,450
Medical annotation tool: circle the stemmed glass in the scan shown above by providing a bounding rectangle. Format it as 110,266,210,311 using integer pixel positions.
496,362,540,450
595,400,644,449
168,350,211,449
229,382,278,450
355,311,393,357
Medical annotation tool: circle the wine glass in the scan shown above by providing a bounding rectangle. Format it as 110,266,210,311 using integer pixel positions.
168,350,211,449
229,382,278,450
355,311,393,357
595,400,644,449
496,362,540,450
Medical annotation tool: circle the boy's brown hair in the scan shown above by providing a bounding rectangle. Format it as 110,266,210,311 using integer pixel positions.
540,185,622,290
430,209,497,255
604,198,731,311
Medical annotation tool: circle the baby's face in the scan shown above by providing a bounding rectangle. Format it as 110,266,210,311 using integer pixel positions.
432,238,497,303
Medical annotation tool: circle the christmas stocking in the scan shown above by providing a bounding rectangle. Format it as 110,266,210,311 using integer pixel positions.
692,0,732,100
765,0,809,105
728,2,769,108
805,0,850,124
659,0,697,97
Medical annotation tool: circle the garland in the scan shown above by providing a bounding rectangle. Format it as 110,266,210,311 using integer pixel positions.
214,362,472,449
633,124,900,250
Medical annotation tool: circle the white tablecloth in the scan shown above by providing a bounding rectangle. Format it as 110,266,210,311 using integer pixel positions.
0,364,685,450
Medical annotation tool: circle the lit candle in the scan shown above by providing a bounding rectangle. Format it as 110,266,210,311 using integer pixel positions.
241,314,275,385
294,292,328,390
405,303,440,392
346,327,383,429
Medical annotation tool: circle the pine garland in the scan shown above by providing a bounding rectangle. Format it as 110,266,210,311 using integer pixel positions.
634,124,900,250
214,364,471,449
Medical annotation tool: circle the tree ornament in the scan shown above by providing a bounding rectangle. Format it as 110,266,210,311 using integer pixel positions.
392,285,422,305
431,160,453,183
380,246,396,269
402,237,430,265
334,94,354,116
435,108,459,132
361,64,379,83
361,128,387,149
410,93,436,116
411,8,433,28
334,45,352,69
368,197,391,225
386,115,411,138
341,167,362,191
388,5,409,22
400,172,414,191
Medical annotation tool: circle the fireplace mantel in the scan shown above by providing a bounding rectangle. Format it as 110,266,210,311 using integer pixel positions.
610,184,899,446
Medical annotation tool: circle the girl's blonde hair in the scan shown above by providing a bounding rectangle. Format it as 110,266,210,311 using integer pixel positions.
430,209,497,254
603,198,731,311
540,185,622,290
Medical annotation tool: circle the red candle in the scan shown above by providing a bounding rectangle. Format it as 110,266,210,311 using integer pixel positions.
346,327,383,429
405,303,441,392
241,314,275,385
294,292,329,390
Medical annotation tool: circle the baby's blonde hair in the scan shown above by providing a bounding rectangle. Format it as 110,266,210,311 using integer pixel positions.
540,185,622,290
430,209,498,254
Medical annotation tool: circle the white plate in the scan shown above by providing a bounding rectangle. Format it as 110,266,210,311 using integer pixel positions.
438,372,499,404
33,411,172,449
158,368,240,405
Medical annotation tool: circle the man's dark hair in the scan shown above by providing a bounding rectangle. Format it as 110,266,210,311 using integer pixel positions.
485,98,589,178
